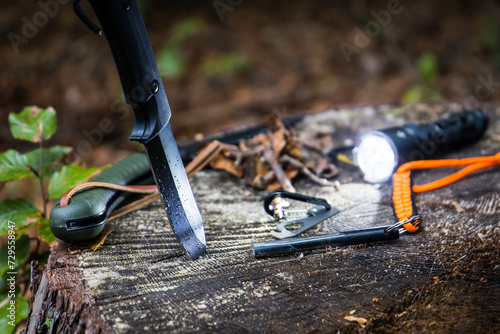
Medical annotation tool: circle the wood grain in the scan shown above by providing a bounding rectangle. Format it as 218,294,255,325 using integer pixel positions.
24,104,500,333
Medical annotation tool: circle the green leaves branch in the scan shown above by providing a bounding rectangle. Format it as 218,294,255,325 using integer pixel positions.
0,106,102,333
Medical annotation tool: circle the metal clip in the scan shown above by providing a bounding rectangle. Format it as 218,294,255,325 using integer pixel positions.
385,215,421,234
264,191,340,239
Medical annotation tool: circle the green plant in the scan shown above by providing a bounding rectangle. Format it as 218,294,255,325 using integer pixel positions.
199,52,247,78
0,106,102,333
402,52,443,103
157,18,247,79
158,18,203,78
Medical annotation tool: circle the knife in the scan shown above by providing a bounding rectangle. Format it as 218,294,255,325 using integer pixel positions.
76,0,206,259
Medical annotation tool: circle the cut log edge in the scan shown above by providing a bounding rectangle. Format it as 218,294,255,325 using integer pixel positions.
21,242,113,334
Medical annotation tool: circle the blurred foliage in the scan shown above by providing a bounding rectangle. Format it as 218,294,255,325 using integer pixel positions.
0,106,104,334
479,15,500,66
158,18,247,79
200,52,247,77
136,0,152,13
0,295,29,331
159,18,203,78
416,52,439,86
402,52,443,103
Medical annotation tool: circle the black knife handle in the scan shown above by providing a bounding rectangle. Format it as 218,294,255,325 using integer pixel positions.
87,0,170,142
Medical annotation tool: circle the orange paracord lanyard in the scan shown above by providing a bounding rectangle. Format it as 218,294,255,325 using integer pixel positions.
392,152,500,233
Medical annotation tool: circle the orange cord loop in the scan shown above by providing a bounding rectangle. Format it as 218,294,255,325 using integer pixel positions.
392,152,500,233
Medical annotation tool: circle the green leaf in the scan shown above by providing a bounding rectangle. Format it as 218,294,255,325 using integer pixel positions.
38,217,57,245
159,47,184,78
8,106,57,143
169,18,202,46
14,222,38,237
200,52,247,77
0,247,8,277
0,295,29,333
402,85,425,103
0,277,7,300
416,52,439,85
0,150,33,181
15,234,31,270
0,199,40,235
402,84,443,103
25,146,71,180
0,234,31,276
48,164,100,200
158,18,202,78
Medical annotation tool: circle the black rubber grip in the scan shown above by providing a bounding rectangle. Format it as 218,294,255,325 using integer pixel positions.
88,0,170,142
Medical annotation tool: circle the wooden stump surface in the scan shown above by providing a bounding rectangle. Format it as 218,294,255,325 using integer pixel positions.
24,104,500,333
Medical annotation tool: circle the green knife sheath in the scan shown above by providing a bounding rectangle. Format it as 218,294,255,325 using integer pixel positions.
49,152,154,242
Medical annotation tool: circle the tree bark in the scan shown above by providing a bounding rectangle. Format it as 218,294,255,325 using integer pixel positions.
23,104,500,333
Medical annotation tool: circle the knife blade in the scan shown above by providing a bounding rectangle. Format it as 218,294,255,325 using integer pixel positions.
84,0,206,259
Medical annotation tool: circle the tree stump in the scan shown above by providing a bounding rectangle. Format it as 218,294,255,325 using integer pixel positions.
23,104,500,333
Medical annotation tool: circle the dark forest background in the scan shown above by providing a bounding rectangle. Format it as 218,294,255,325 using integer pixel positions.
1,0,499,165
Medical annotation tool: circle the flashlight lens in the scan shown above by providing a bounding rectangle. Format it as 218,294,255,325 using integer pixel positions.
356,132,397,183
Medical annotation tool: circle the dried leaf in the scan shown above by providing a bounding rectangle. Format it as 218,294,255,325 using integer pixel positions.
245,156,270,187
183,114,322,192
344,315,368,328
449,200,464,213
285,136,302,160
68,227,113,254
268,114,283,132
90,228,113,251
253,170,274,190
209,152,243,178
271,133,286,158
251,133,270,146
265,181,282,191
268,115,287,158
284,167,299,181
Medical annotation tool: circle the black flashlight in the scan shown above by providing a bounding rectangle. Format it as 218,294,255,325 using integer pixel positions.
353,110,489,183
